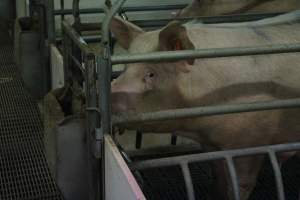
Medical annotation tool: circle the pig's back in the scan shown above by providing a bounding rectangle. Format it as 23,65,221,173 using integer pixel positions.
180,21,300,100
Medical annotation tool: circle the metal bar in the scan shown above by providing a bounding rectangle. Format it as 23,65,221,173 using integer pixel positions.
102,0,127,44
171,134,177,146
56,34,102,44
85,53,100,200
131,12,282,28
53,4,186,15
98,54,112,200
73,0,81,26
62,21,92,54
113,98,300,125
54,8,104,15
60,0,65,20
135,130,143,149
226,156,240,200
268,151,285,200
127,144,203,160
46,0,55,43
69,53,86,75
181,162,195,200
97,56,112,135
111,43,300,65
121,4,186,12
100,2,127,199
130,142,300,170
56,12,282,34
62,29,71,82
75,22,101,31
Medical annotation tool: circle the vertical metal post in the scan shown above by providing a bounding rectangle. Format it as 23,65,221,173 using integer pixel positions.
100,1,126,199
62,29,70,83
171,134,177,145
135,131,143,149
225,156,240,200
45,0,55,43
268,151,285,200
85,53,101,200
60,0,65,20
181,162,195,200
73,0,81,28
97,43,112,200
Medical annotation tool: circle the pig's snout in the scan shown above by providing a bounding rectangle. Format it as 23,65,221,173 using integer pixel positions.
111,92,129,114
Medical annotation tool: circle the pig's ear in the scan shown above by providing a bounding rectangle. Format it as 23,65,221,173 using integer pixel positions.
110,17,144,49
158,21,195,66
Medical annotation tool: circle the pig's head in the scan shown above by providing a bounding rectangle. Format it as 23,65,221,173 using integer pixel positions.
110,17,195,116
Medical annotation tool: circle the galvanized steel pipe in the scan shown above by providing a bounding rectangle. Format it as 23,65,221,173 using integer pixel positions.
130,142,300,170
113,98,300,125
111,43,300,64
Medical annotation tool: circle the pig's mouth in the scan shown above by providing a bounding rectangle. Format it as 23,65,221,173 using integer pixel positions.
111,91,141,114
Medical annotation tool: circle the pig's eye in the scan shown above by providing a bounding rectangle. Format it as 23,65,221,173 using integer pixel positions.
147,72,155,78
143,71,156,90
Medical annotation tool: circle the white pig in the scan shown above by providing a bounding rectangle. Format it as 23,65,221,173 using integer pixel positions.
110,11,300,200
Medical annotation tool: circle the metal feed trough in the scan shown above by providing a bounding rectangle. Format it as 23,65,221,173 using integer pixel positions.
58,1,300,200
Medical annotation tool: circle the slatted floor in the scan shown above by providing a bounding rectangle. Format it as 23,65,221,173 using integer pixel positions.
0,34,63,200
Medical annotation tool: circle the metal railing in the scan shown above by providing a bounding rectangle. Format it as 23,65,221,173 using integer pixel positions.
62,20,101,200
60,1,300,199
46,0,188,42
98,1,300,200
47,0,283,41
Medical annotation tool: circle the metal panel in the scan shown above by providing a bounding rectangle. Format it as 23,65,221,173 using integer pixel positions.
18,31,48,99
50,44,65,89
105,135,146,200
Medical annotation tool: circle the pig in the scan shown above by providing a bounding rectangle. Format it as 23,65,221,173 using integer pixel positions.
110,12,300,200
175,0,300,18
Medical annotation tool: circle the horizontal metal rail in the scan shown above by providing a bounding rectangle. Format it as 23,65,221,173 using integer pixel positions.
57,12,283,34
112,98,300,125
54,4,187,15
111,43,300,65
130,142,300,200
131,12,282,28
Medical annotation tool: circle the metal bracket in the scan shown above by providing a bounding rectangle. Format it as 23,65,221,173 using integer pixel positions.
102,47,110,59
118,10,128,21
